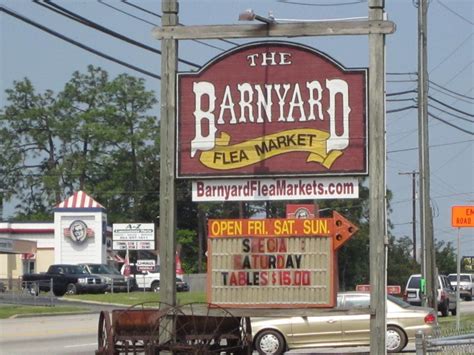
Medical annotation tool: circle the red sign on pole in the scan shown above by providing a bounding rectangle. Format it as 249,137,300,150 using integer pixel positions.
177,42,367,178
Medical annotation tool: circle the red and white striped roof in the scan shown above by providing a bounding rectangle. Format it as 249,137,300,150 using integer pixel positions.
56,191,104,209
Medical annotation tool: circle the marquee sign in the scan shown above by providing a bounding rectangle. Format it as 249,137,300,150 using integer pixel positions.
207,213,357,308
177,42,367,178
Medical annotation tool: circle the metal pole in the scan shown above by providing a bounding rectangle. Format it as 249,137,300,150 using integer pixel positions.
369,1,387,354
456,227,461,330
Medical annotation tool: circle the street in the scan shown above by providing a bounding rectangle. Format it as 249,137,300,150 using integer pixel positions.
0,301,473,354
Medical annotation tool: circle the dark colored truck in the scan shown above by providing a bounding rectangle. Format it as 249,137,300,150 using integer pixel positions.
22,264,107,296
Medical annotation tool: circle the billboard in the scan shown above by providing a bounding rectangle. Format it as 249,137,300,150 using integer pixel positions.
177,42,367,178
207,214,357,308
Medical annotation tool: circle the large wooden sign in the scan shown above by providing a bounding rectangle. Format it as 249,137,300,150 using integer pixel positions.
207,213,357,308
177,42,367,178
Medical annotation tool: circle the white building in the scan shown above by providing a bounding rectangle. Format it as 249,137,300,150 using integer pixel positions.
0,191,117,285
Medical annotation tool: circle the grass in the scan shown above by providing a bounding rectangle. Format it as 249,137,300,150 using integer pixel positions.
0,305,88,319
65,290,207,306
437,313,474,335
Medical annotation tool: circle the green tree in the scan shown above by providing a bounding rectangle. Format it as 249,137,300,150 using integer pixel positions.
0,66,159,222
435,240,457,275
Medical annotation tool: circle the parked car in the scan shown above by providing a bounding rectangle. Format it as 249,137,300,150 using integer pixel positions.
0,281,6,293
447,273,474,301
79,263,135,292
124,264,188,292
403,274,456,316
251,292,437,354
176,277,190,292
22,264,107,296
125,263,161,292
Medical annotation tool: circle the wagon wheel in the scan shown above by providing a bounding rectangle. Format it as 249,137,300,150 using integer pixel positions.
114,301,174,354
150,302,247,354
97,311,114,354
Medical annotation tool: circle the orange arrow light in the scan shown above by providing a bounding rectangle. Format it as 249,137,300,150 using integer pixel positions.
332,211,358,250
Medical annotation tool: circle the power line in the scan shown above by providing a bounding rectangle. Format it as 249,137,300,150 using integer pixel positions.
388,139,473,154
387,105,417,114
97,0,228,52
429,32,473,73
35,0,200,69
429,80,474,101
121,0,239,47
0,5,161,80
428,95,474,118
387,89,417,97
437,0,474,25
278,0,367,6
428,112,474,135
428,104,474,123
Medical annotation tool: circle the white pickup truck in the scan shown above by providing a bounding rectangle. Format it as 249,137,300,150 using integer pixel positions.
448,273,474,301
127,264,161,292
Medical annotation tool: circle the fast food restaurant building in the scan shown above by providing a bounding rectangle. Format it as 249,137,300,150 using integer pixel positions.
0,191,118,286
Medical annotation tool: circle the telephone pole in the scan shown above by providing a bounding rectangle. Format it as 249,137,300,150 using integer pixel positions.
417,0,436,309
399,171,419,260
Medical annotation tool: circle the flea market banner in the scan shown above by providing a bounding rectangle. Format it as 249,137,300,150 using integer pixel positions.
177,42,367,178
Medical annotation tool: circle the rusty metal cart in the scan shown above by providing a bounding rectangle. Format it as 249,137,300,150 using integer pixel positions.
96,302,251,354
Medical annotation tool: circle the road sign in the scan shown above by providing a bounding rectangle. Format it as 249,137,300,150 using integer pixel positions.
207,212,358,308
137,259,156,272
451,206,474,228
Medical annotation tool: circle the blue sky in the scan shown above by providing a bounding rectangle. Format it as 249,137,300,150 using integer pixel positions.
1,0,473,256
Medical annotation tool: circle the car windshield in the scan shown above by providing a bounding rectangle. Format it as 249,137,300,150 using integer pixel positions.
448,274,470,282
407,276,421,288
87,264,121,275
63,265,88,274
388,295,411,308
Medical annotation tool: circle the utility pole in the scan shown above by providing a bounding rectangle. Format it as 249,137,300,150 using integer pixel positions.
368,1,387,353
399,171,419,260
159,0,178,308
417,0,436,310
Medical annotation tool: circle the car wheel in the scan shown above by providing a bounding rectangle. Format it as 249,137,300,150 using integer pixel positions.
440,300,449,317
254,329,286,355
151,281,160,293
65,283,77,295
451,306,457,316
386,325,407,353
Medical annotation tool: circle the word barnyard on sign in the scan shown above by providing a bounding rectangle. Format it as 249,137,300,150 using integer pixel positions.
177,42,367,178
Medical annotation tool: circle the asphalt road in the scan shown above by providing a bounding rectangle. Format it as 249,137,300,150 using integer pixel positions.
0,300,472,354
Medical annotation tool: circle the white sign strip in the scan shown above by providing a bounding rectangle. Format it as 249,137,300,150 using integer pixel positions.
192,177,359,202
113,241,155,250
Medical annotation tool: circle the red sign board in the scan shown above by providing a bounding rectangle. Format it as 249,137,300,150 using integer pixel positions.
356,284,402,295
177,42,367,178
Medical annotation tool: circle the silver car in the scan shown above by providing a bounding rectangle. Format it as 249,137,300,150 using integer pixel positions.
251,292,437,354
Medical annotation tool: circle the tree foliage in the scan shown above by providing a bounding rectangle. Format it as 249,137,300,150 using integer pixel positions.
0,65,159,222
